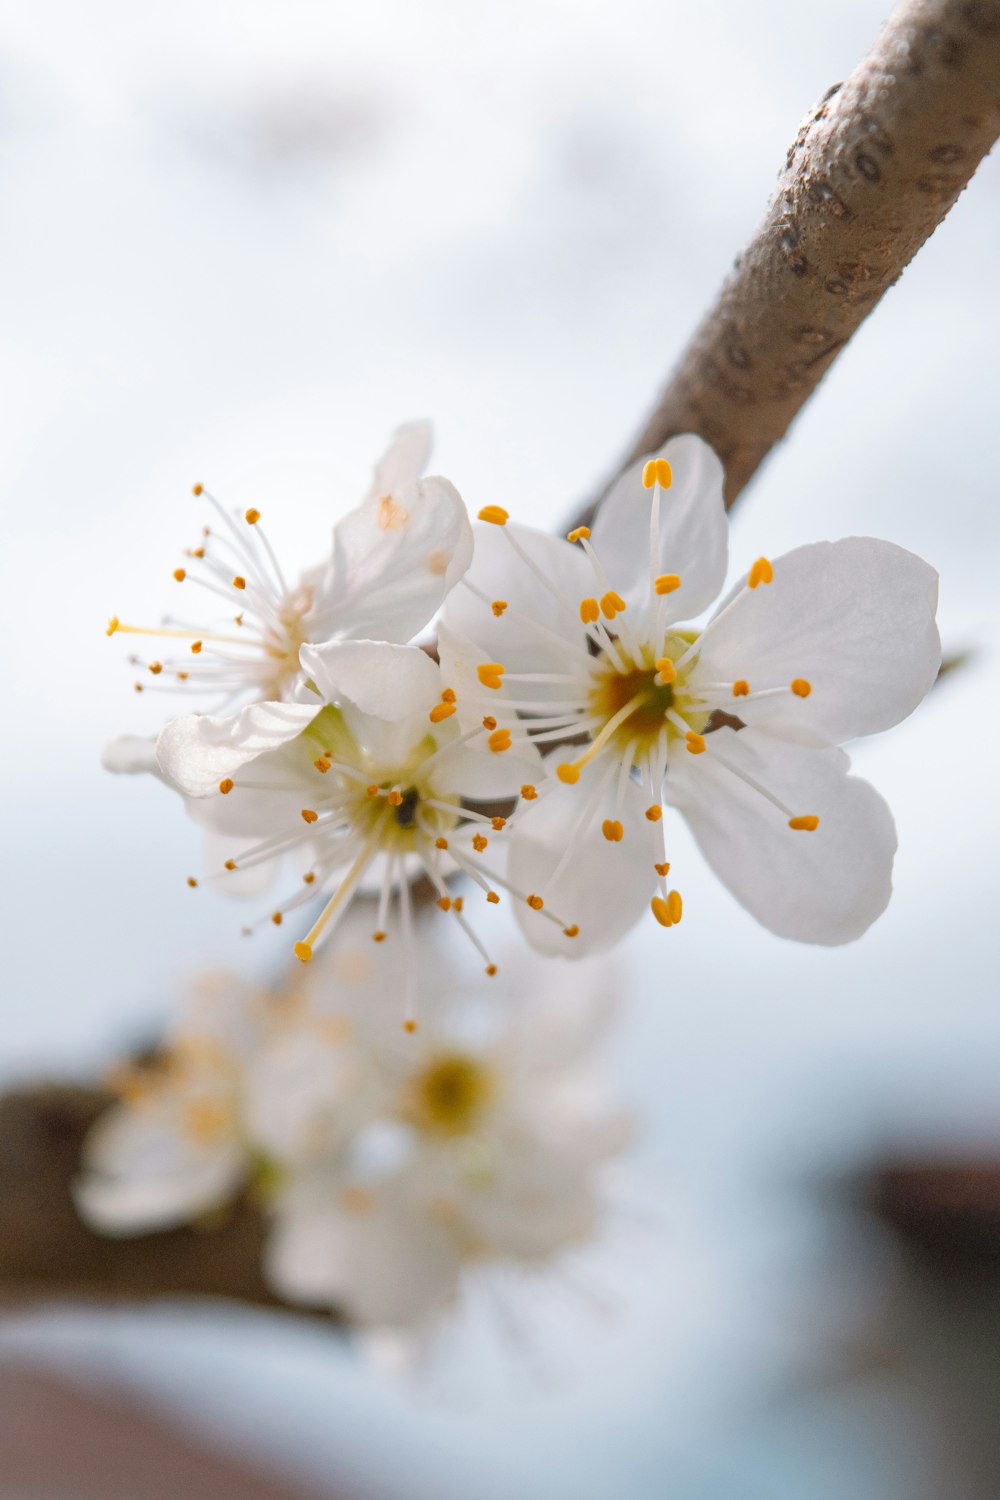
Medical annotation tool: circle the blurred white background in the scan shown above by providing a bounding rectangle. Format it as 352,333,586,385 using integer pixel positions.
1,0,998,1495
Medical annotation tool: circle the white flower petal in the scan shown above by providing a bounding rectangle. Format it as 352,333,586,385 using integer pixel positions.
508,777,658,957
693,538,941,744
157,702,317,798
74,1104,244,1236
666,726,897,944
361,419,433,503
431,739,542,801
591,433,728,617
309,476,473,643
440,521,592,686
101,735,160,776
265,1174,460,1327
300,640,441,723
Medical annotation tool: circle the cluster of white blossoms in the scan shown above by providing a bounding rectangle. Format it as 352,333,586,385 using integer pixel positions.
76,922,630,1339
105,422,940,988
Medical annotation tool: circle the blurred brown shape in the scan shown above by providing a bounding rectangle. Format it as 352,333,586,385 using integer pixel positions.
0,1364,330,1499
583,0,1000,516
0,1085,287,1308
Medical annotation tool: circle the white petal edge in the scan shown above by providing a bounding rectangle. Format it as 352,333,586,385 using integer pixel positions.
156,701,318,798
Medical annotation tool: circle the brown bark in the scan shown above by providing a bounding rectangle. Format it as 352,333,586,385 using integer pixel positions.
0,1085,286,1308
586,0,1000,515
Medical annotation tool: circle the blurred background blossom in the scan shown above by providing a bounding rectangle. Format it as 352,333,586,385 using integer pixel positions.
2,0,999,1495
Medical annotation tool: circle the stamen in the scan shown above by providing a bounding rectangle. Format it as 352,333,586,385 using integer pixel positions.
313,757,331,773
488,728,511,753
387,790,404,807
580,597,599,624
602,819,624,842
655,657,676,685
654,861,670,876
791,678,812,697
477,663,506,690
478,505,509,526
788,815,820,831
654,574,681,595
301,808,319,823
245,508,260,524
520,784,538,800
173,568,186,582
732,680,750,696
650,890,683,927
556,688,650,780
219,778,234,794
441,687,457,704
435,837,449,850
642,460,657,489
429,701,456,723
472,833,488,852
233,575,246,590
600,591,627,619
685,732,706,755
645,804,662,822
748,557,774,589
655,458,673,488
567,526,591,542
492,600,508,616
526,894,544,910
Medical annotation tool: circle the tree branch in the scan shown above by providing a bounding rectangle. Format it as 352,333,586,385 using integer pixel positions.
585,0,1000,515
4,0,998,1311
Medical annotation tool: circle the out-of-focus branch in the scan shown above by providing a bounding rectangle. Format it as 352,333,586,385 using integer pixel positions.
0,1086,286,1308
581,0,1000,518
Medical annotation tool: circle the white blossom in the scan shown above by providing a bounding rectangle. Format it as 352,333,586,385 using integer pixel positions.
105,421,472,711
439,435,941,953
152,639,574,994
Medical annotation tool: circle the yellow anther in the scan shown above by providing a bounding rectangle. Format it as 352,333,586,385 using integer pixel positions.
602,819,624,842
387,790,403,807
567,526,591,542
313,756,331,772
454,897,464,913
149,661,163,675
655,657,676,684
191,547,205,558
366,784,379,797
219,778,234,795
438,896,452,912
748,556,774,589
642,459,657,489
477,663,505,690
173,568,186,582
303,872,315,883
600,590,626,619
441,687,457,704
732,679,750,697
654,861,670,877
191,641,202,654
233,575,246,590
186,876,198,888
520,783,538,800
557,762,581,784
372,931,386,943
791,678,812,698
656,458,673,488
579,597,599,624
486,964,498,977
491,599,508,616
651,895,672,927
487,891,500,904
429,701,456,723
473,833,488,852
481,715,497,731
106,616,120,636
404,1017,418,1031
301,808,319,823
234,613,244,626
526,894,544,910
294,941,313,963
435,837,449,850
271,912,283,926
224,859,237,871
563,924,580,938
478,505,509,526
134,682,144,692
192,483,204,496
685,731,706,754
488,728,512,753
667,890,683,923
645,804,662,822
491,816,507,831
654,573,681,595
245,508,260,524
177,671,189,681
788,815,820,831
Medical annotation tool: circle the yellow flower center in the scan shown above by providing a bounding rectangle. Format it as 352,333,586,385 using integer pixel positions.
412,1053,494,1135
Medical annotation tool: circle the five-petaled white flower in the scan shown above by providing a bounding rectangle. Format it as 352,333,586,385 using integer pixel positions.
440,435,941,954
260,932,631,1334
106,421,472,710
73,973,270,1235
154,639,576,998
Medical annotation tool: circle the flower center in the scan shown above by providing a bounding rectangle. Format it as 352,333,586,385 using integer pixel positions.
588,631,707,756
412,1053,494,1135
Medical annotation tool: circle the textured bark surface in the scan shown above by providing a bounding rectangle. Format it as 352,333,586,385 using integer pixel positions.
588,0,1000,513
0,1085,284,1307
